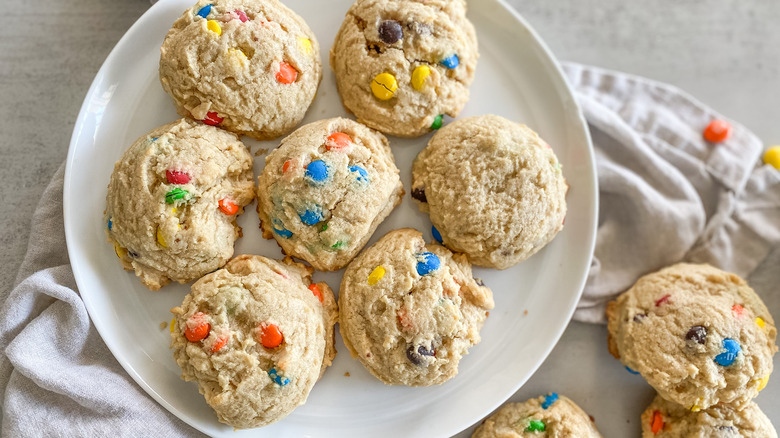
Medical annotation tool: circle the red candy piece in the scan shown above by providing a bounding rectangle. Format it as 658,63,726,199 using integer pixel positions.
283,160,293,173
655,294,671,307
211,335,228,352
276,62,297,84
184,312,210,342
703,120,732,143
732,304,745,316
166,169,191,185
650,410,663,434
218,198,238,215
203,111,223,126
308,283,323,303
259,323,284,348
326,132,352,151
234,10,248,22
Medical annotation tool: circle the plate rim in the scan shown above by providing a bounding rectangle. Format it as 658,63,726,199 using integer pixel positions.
63,0,599,435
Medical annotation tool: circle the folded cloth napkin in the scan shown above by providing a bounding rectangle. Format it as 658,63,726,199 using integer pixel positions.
1,63,779,436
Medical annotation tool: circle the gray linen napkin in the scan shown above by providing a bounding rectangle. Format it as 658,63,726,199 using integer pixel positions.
1,64,779,435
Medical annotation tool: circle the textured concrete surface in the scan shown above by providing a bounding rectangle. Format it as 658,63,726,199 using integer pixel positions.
1,0,778,435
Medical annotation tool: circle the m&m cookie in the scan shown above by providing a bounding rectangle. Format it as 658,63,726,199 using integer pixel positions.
105,119,254,290
330,0,478,137
338,228,494,386
257,118,403,271
411,115,567,269
170,255,338,429
472,393,603,437
159,0,321,140
640,395,776,437
606,263,778,410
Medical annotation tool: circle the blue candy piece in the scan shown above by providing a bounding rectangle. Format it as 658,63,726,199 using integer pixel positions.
151,137,158,141
272,218,292,238
415,252,441,276
196,4,212,18
107,217,112,231
299,206,323,226
431,225,442,244
714,338,741,366
440,54,459,69
541,392,558,409
268,368,290,386
349,165,369,184
305,160,329,183
625,366,640,375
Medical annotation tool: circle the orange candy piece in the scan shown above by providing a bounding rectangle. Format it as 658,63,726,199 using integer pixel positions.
276,61,297,84
259,322,284,348
218,198,238,215
184,312,210,342
326,132,352,151
308,283,323,302
732,304,745,316
283,160,293,173
703,119,732,143
211,336,228,352
650,410,664,434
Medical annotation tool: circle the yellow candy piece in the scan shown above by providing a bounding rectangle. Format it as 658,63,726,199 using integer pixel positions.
764,146,780,169
169,317,175,333
207,20,222,35
228,48,247,64
367,266,386,285
758,375,770,391
690,405,701,412
171,207,177,214
756,317,766,329
371,73,398,100
298,37,313,55
113,242,128,259
411,65,431,91
156,228,167,248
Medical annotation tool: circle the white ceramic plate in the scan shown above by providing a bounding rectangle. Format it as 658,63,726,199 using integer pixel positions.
64,0,597,436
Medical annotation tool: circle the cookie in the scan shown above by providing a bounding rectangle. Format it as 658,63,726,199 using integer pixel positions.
330,0,478,137
257,117,404,271
105,118,254,290
159,0,321,140
641,395,777,437
170,254,338,429
411,114,567,269
338,228,494,386
472,393,603,438
606,263,778,409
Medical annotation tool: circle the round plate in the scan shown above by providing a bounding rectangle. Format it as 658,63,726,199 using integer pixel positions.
64,0,597,436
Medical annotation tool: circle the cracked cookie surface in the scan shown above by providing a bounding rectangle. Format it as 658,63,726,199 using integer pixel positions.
338,228,494,386
170,254,338,429
606,263,777,410
472,393,603,438
160,0,321,140
105,118,254,290
330,0,478,137
257,117,403,271
411,114,567,269
640,395,776,437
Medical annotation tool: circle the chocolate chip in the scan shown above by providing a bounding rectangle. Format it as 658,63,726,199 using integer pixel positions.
411,187,427,202
716,425,736,433
378,20,403,44
128,250,140,258
406,344,435,365
685,325,707,344
632,313,646,323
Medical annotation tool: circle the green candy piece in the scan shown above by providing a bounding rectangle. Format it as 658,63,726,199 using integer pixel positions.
526,420,545,432
331,241,344,249
320,223,328,232
165,188,190,204
430,114,443,130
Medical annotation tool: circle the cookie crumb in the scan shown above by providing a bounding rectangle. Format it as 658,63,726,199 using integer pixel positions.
523,310,528,316
344,372,350,377
254,148,269,156
159,321,168,330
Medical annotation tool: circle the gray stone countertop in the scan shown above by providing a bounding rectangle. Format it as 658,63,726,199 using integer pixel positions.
1,0,777,435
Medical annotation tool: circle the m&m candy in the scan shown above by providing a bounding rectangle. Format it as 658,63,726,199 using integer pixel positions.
218,198,238,215
349,165,368,183
440,54,459,69
326,132,351,151
371,73,398,100
305,160,329,183
430,114,443,130
202,111,223,126
299,206,323,225
415,252,440,276
541,392,558,409
196,4,212,18
166,169,191,185
703,119,731,143
378,20,403,44
276,61,297,84
764,146,780,169
412,65,431,91
206,20,222,35
268,367,290,386
368,265,385,285
431,225,442,244
714,338,741,366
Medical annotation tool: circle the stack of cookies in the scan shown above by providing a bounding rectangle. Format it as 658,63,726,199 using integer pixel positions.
607,263,778,436
103,0,571,430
